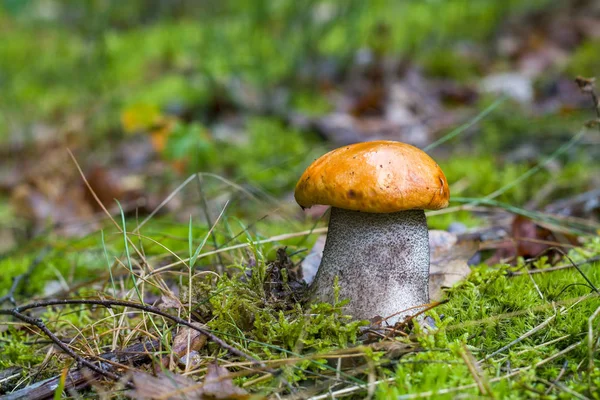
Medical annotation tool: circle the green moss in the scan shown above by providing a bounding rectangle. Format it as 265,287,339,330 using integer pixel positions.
164,116,322,195
290,90,333,116
374,238,600,398
418,48,481,82
1,218,599,397
170,245,367,384
468,99,585,153
206,251,367,352
0,328,45,370
567,40,600,77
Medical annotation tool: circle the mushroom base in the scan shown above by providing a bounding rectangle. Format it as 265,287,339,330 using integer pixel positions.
311,207,430,325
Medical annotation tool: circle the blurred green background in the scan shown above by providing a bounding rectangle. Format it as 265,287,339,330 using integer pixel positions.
0,0,598,246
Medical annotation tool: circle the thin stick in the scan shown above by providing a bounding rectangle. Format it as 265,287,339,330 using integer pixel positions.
510,255,600,276
393,340,583,400
459,344,494,397
544,361,569,395
4,309,121,381
479,314,555,364
1,298,260,365
524,247,599,293
538,377,590,400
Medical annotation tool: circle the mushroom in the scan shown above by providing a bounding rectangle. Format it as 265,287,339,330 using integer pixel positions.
295,141,449,324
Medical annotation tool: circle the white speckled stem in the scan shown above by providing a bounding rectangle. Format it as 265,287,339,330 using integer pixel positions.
311,207,430,325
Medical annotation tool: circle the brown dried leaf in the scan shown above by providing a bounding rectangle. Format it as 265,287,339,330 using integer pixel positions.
129,363,249,400
512,215,554,258
84,166,126,212
201,363,250,399
157,321,207,371
575,76,596,94
11,182,96,237
128,371,204,399
171,323,208,360
429,230,479,300
159,295,184,311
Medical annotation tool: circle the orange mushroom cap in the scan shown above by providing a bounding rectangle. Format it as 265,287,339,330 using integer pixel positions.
295,141,449,213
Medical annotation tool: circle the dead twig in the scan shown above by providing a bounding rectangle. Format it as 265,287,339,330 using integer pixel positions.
479,314,555,364
0,298,261,365
3,340,160,400
524,248,599,293
587,305,600,386
459,344,494,398
537,377,590,400
3,308,121,381
382,299,448,335
575,76,600,119
544,361,569,395
509,255,600,276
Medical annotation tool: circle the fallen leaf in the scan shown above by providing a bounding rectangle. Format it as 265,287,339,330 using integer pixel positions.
510,215,578,260
159,295,184,311
512,215,554,258
171,323,208,364
172,324,207,354
11,181,96,237
83,165,156,215
84,166,125,212
201,363,250,399
428,230,479,300
128,371,205,400
128,363,249,400
301,235,326,285
156,320,206,372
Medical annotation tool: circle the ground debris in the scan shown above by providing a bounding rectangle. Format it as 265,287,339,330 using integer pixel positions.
128,363,249,400
429,231,479,300
263,247,308,306
161,322,208,371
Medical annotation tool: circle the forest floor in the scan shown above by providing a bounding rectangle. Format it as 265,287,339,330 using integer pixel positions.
1,1,600,398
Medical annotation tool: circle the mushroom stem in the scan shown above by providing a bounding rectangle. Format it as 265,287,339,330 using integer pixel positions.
311,207,430,324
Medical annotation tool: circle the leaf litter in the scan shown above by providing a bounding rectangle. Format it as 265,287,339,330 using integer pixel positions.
128,363,249,400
